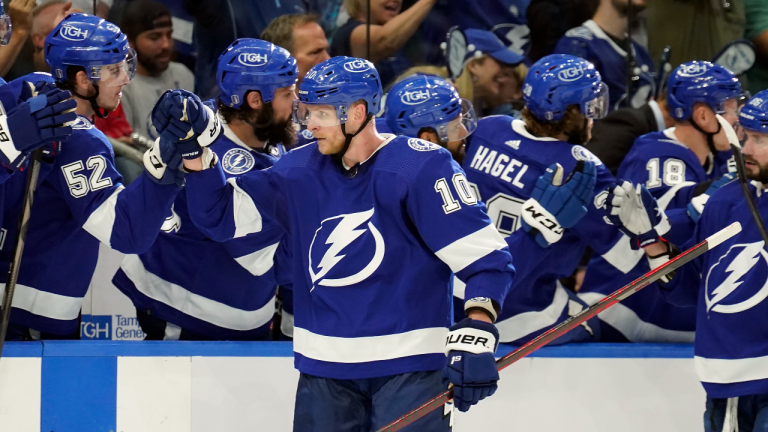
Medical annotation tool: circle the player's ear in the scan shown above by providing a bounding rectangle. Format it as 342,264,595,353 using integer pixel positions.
418,129,440,144
247,91,263,110
75,70,90,93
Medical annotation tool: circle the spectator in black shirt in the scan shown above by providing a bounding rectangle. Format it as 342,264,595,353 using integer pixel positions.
330,0,437,88
527,0,598,61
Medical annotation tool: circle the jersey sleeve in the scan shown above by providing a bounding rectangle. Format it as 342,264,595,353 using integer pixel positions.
220,230,284,279
184,161,282,242
52,130,180,254
406,149,515,311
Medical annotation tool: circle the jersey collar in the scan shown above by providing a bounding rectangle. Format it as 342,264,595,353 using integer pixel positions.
512,119,558,142
341,133,397,170
583,20,633,58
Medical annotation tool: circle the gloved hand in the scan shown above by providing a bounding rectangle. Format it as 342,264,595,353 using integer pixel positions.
151,89,221,159
143,137,185,187
687,173,736,223
0,88,76,170
521,160,596,247
443,318,500,412
605,180,671,248
19,78,59,102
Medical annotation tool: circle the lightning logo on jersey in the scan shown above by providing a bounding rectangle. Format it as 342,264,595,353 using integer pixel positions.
705,241,768,314
308,208,385,290
222,148,255,174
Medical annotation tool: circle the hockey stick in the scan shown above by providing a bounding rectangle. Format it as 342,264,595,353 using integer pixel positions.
377,221,742,432
0,148,45,358
716,114,768,251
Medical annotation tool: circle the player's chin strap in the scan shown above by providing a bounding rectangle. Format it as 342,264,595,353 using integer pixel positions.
332,113,374,163
71,84,109,119
689,115,721,155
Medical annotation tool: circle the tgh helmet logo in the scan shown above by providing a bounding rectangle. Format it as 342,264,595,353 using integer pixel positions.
558,65,584,82
343,59,370,72
679,63,708,77
238,52,268,67
60,25,89,41
400,90,430,105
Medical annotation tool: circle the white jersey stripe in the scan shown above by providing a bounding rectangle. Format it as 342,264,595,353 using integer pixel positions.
495,281,570,343
234,242,280,276
579,292,695,343
601,234,645,274
82,186,125,246
0,283,82,321
227,177,263,239
293,326,447,363
695,355,768,384
121,254,274,331
435,224,507,273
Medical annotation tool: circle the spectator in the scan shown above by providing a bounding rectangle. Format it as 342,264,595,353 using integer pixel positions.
120,0,194,141
330,0,437,87
420,0,532,65
183,0,309,100
261,14,330,83
647,0,745,68
30,0,78,73
526,0,599,62
553,0,654,111
0,0,35,78
744,0,768,95
453,29,527,117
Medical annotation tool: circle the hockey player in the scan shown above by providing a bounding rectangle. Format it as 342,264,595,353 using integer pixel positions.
605,90,768,431
112,38,296,341
461,54,636,345
385,74,477,164
0,14,201,341
553,0,654,111
161,56,514,429
579,61,742,342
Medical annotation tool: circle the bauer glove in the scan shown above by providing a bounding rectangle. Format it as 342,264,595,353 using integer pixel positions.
443,318,500,412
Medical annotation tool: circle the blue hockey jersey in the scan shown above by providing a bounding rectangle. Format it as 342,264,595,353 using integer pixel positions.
553,20,655,111
662,181,768,398
462,115,640,344
0,116,180,335
184,134,515,379
421,0,531,65
112,118,290,340
580,129,709,342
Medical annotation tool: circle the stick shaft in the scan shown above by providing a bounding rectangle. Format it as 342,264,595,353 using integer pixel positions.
377,222,741,432
0,149,44,358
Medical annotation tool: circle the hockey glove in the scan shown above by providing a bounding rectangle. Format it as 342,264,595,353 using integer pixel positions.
443,318,499,412
151,89,221,159
687,173,735,223
605,180,671,249
143,137,185,187
0,88,76,170
521,160,596,247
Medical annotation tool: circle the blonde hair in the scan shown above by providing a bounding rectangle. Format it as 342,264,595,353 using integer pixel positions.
344,0,365,20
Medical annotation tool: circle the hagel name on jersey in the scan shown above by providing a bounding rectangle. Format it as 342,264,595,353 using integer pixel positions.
467,144,529,189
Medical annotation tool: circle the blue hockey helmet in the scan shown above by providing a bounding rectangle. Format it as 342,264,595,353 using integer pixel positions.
385,74,477,143
666,61,741,121
294,56,382,126
217,38,298,109
45,13,136,86
523,54,608,123
0,3,11,46
738,90,768,134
